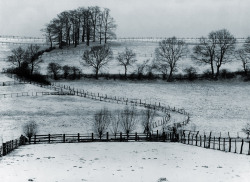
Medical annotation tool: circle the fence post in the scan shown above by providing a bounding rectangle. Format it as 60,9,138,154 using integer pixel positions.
48,134,51,143
204,135,206,148
107,132,109,141
223,138,225,151
78,133,80,142
213,137,215,149
120,132,122,142
240,139,244,154
192,135,194,145
135,132,137,141
34,135,36,144
218,137,220,150
163,132,166,142
3,143,6,156
208,136,211,148
229,138,231,152
234,139,237,153
183,133,186,144
157,130,159,141
92,133,94,141
188,133,190,144
63,134,65,143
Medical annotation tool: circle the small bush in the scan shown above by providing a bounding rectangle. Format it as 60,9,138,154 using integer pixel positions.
183,67,197,81
242,123,250,138
202,69,213,79
23,121,38,143
219,69,235,79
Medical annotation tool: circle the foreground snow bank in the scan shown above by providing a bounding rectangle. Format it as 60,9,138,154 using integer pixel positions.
0,142,249,182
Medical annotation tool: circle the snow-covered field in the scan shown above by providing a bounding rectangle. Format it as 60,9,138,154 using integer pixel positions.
57,79,250,137
0,142,249,182
0,39,250,182
0,77,185,141
39,41,243,75
0,39,244,75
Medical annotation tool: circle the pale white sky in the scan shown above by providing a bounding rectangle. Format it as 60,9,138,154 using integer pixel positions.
0,0,250,38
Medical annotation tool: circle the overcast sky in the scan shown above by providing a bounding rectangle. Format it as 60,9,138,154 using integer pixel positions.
0,0,250,38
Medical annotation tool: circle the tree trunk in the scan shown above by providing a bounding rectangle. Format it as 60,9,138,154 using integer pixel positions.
167,69,173,82
215,65,220,79
124,66,127,78
95,69,99,79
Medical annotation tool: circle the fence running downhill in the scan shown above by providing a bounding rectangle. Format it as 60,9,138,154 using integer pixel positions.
181,131,250,155
0,135,27,157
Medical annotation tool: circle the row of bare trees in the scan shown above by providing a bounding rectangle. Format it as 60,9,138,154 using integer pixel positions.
41,6,116,48
80,29,250,81
7,45,44,75
92,107,170,139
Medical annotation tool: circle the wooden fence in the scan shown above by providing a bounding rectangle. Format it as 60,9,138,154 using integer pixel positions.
0,135,27,157
0,81,24,86
0,91,74,98
29,131,176,144
5,74,190,129
180,131,250,155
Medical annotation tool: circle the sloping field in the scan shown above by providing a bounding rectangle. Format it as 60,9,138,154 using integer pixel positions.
57,79,250,137
0,76,185,141
0,142,249,182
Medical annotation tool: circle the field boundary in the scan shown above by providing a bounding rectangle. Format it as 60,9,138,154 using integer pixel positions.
5,74,190,129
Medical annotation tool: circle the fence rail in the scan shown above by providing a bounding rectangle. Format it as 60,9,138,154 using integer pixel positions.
0,135,27,157
0,81,22,86
5,74,190,129
30,131,175,144
0,91,74,98
180,131,250,155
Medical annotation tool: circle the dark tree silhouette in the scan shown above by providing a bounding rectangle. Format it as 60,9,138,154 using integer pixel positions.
155,37,187,81
116,47,137,78
81,44,113,79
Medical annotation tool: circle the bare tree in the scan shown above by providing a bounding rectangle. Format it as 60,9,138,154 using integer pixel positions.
109,110,121,135
161,113,171,132
214,29,236,78
135,59,150,76
7,46,26,69
47,63,61,80
23,120,38,143
120,106,138,134
89,6,101,42
81,44,113,79
155,37,187,81
141,108,156,134
116,47,137,78
102,8,117,43
25,44,43,75
192,29,236,79
192,35,217,78
242,123,250,138
41,23,54,48
234,49,249,75
93,108,111,139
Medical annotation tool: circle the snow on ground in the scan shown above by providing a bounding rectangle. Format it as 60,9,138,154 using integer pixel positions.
0,142,249,182
0,82,185,142
57,79,250,137
0,39,244,76
0,73,14,82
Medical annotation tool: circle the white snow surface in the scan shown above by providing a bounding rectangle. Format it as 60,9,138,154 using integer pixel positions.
57,79,250,137
0,142,249,182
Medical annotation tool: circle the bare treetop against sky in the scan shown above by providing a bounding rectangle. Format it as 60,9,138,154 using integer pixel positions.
0,0,250,38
